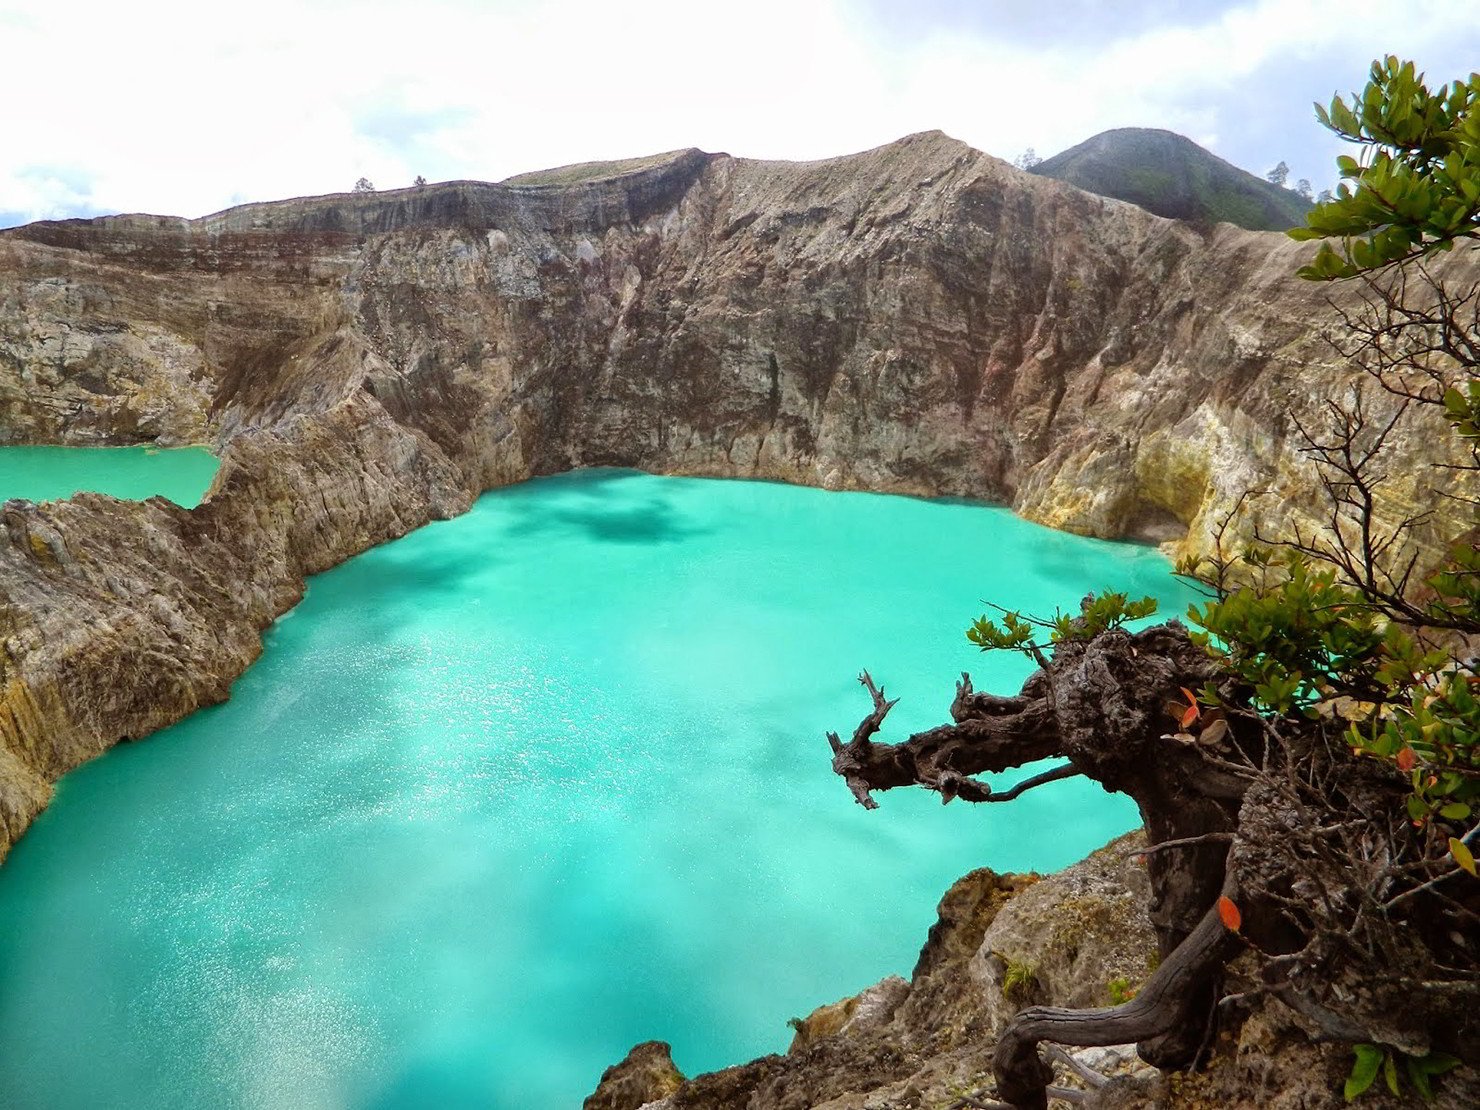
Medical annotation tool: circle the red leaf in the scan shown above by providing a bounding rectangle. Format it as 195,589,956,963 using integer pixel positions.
1216,896,1242,932
1396,747,1417,772
1180,705,1200,729
1180,687,1200,710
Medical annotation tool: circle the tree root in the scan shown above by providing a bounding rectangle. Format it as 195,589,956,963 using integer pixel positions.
992,884,1241,1108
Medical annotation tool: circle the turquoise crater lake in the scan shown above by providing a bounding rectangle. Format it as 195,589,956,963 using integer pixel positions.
0,471,1199,1109
0,445,220,507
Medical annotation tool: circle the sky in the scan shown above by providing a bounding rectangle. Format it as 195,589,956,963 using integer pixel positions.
1,0,1477,227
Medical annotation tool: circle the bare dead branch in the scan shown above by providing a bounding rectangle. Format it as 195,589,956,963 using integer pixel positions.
1134,832,1235,858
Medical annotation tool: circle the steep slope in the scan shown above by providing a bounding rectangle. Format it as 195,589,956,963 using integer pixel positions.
0,131,1472,858
1031,127,1312,230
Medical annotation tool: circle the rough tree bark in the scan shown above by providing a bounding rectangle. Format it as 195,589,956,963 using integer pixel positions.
829,622,1250,1104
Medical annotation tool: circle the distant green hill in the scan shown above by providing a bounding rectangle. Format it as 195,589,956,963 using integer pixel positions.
1030,127,1311,232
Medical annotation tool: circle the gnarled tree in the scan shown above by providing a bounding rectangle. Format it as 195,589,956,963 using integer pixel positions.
830,58,1480,1109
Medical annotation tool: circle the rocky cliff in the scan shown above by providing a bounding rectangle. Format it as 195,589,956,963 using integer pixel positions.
0,131,1473,858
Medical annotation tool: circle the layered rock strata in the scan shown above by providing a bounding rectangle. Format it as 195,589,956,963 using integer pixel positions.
0,132,1474,857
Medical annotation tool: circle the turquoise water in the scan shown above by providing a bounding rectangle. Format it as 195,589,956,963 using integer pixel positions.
0,445,219,506
0,471,1198,1109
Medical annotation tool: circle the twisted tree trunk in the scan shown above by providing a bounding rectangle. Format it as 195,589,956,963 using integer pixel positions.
828,623,1251,1106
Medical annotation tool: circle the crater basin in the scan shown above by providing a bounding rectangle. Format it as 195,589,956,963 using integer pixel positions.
0,470,1199,1109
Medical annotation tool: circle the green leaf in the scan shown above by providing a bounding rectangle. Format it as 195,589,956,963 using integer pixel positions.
1415,1052,1461,1077
1439,802,1472,820
1406,1056,1435,1101
1384,1051,1401,1096
1346,1045,1383,1100
1450,837,1477,876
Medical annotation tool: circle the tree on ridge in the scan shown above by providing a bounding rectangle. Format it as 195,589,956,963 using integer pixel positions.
1013,148,1043,171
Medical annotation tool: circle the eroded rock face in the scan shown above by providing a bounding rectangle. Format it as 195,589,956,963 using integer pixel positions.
969,832,1157,1031
588,837,1164,1108
0,133,1474,857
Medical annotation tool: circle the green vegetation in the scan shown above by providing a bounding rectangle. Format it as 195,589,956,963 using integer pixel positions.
989,54,1480,845
967,591,1158,666
1180,56,1478,1102
1001,959,1039,1006
1293,57,1480,278
1030,126,1311,231
1345,1044,1460,1103
1186,53,1480,826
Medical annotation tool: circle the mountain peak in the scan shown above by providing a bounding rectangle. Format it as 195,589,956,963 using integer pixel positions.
1030,127,1311,231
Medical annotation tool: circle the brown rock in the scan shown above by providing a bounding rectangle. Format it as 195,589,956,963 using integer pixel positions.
970,831,1156,1032
584,1040,686,1110
787,976,910,1053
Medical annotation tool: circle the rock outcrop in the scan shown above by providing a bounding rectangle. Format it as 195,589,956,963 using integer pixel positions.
0,131,1475,857
584,1041,687,1110
584,835,1158,1109
589,833,1480,1109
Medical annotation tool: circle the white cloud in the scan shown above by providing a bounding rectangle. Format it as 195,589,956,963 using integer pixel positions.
0,0,1475,223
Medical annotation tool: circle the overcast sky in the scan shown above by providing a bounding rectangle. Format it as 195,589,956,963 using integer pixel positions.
1,0,1476,228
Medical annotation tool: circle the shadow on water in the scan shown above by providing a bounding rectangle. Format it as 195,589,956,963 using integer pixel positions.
491,470,714,546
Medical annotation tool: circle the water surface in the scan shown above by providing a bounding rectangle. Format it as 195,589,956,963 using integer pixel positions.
0,471,1198,1109
0,444,219,506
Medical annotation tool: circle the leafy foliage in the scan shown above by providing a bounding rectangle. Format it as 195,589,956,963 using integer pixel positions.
967,591,1158,664
1444,379,1480,441
1160,55,1480,1101
1172,57,1479,1098
1345,1043,1460,1102
1183,546,1478,821
1176,58,1480,841
1291,56,1480,278
1185,552,1388,714
934,58,1478,1106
